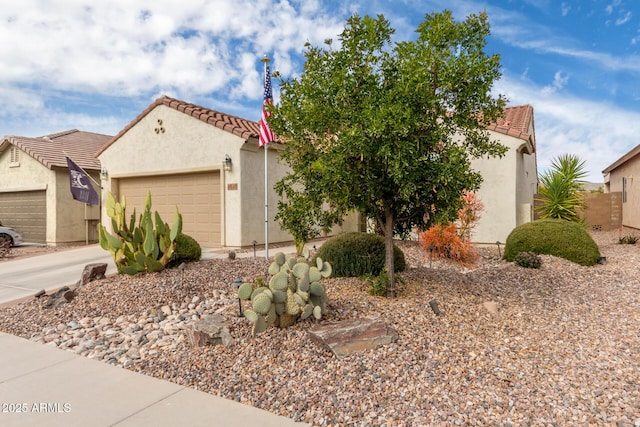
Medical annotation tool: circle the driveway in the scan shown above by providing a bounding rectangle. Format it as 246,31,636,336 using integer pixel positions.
0,245,116,306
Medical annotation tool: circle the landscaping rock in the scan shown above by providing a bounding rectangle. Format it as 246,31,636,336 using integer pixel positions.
185,314,232,347
80,263,108,285
308,318,398,357
43,287,77,308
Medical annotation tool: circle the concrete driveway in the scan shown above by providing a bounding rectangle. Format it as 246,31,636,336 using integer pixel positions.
0,245,116,305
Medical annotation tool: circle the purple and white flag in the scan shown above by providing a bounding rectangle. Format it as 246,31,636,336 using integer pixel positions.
66,156,99,205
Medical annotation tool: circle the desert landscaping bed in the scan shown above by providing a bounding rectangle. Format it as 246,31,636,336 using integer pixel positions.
1,230,639,426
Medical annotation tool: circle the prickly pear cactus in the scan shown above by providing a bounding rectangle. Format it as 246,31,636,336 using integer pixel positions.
98,191,182,275
238,251,331,336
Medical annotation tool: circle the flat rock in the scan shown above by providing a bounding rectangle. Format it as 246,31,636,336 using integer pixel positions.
308,317,398,357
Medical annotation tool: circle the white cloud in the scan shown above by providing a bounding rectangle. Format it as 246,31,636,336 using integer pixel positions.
542,70,569,94
0,0,344,103
561,3,571,16
495,73,640,182
616,11,632,25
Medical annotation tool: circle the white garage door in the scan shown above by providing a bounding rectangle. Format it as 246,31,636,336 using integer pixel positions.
117,172,221,247
0,190,46,243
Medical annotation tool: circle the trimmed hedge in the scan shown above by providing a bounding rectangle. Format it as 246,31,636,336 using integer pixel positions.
504,219,601,266
315,232,406,277
167,233,202,268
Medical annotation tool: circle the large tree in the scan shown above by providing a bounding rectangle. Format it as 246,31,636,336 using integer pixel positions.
269,10,507,297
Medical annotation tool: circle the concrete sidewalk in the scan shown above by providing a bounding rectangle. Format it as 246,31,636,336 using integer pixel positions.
0,243,308,427
0,333,306,427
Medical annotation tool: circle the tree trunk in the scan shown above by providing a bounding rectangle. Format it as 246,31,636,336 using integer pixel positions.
384,208,396,298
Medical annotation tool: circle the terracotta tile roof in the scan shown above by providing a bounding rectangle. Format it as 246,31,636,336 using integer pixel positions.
486,104,535,151
1,129,111,170
95,97,536,158
95,96,261,157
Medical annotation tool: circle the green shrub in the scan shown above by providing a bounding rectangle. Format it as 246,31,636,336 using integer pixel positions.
167,233,202,268
504,219,600,266
315,232,406,277
364,270,390,296
513,251,542,269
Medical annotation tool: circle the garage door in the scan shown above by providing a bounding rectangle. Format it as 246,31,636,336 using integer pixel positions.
117,172,221,247
0,190,46,243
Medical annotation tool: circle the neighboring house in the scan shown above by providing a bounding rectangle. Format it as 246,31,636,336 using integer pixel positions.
602,144,640,229
470,104,538,244
95,96,360,248
0,129,111,245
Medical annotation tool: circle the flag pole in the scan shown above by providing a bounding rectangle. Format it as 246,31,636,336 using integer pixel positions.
261,54,271,259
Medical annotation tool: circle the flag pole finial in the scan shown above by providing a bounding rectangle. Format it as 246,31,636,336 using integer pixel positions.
261,54,271,64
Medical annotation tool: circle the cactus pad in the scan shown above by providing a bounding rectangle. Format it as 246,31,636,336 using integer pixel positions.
298,274,310,292
274,302,285,315
268,261,281,275
292,262,310,279
274,252,286,266
244,309,259,323
320,261,332,278
266,304,277,325
252,293,272,315
272,290,286,303
238,282,254,300
309,282,325,297
309,266,322,283
313,305,322,320
250,287,267,300
252,316,267,335
269,272,288,291
301,303,313,320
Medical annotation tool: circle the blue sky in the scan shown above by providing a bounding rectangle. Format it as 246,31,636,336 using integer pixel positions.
1,0,639,182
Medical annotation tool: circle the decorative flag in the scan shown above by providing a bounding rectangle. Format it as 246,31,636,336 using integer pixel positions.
259,63,275,147
66,156,99,205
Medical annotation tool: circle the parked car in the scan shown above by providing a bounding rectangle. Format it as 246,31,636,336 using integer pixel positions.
0,224,24,246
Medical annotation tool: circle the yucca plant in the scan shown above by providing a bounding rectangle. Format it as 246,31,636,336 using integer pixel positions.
535,154,587,223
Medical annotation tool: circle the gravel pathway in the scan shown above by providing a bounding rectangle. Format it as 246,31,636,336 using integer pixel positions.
1,230,639,426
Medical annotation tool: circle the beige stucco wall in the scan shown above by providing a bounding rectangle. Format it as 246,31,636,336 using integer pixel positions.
605,160,640,229
237,143,290,246
0,147,51,193
53,168,100,245
470,133,537,244
236,144,361,247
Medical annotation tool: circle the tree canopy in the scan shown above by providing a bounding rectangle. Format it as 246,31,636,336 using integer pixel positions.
269,10,507,297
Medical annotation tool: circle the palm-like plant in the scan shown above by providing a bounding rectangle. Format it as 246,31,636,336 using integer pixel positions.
536,154,587,222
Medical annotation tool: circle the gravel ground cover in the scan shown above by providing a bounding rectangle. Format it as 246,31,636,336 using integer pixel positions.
1,230,639,426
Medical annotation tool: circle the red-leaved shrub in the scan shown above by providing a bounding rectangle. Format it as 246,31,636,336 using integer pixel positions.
419,223,478,265
418,191,483,266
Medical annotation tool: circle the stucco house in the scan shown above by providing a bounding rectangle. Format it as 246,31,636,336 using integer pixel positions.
0,129,111,245
96,97,536,248
470,104,538,244
602,144,640,229
95,96,359,248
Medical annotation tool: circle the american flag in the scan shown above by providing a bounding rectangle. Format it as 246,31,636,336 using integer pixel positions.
259,63,275,147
